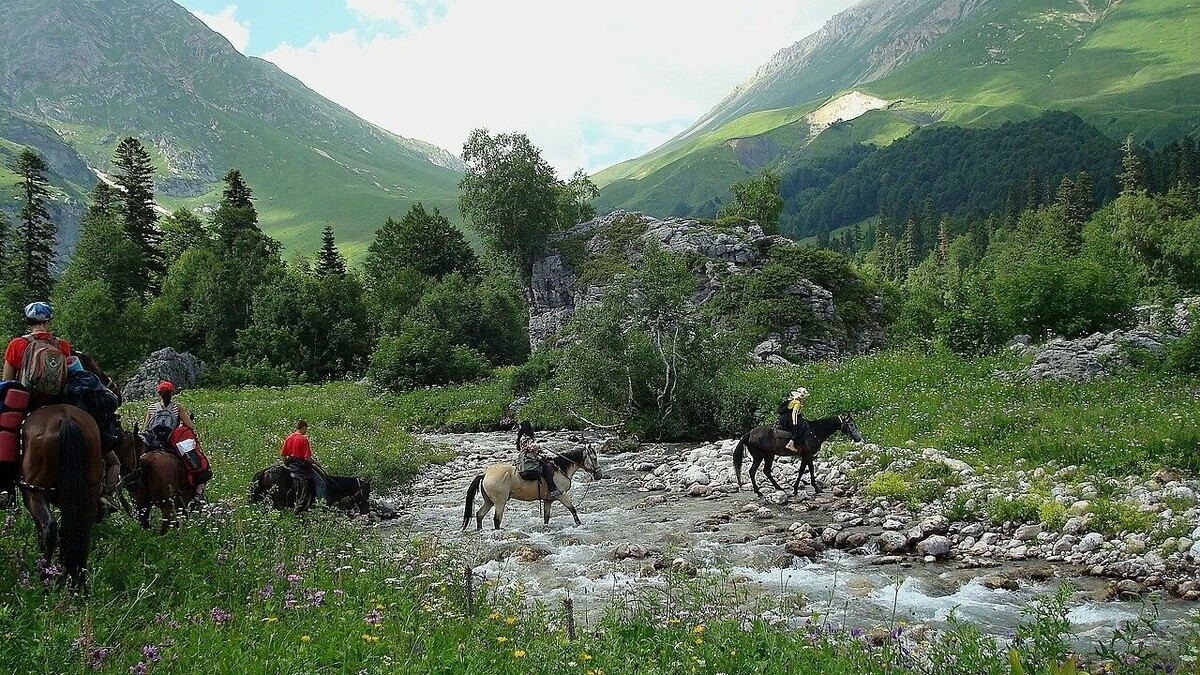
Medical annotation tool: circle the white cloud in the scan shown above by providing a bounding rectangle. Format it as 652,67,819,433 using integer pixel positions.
193,5,251,54
266,0,855,174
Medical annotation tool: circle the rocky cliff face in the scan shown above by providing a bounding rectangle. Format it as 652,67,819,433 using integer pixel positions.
528,211,885,362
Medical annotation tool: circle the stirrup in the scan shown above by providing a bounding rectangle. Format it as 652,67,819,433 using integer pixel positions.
548,489,563,497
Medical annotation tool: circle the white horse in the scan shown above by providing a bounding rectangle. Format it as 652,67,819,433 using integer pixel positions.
461,443,603,531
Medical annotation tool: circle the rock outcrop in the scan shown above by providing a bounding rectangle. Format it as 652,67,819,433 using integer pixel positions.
122,348,205,401
528,211,885,362
1025,298,1198,381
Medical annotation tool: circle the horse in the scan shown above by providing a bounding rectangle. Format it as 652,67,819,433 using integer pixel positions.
733,413,863,497
19,404,104,586
75,351,121,405
114,427,197,534
462,443,604,531
248,464,371,515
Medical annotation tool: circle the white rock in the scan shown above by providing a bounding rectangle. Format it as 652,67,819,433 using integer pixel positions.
687,484,710,497
882,519,905,531
1170,486,1197,502
1014,524,1043,541
917,535,952,558
1078,532,1104,553
1189,539,1200,561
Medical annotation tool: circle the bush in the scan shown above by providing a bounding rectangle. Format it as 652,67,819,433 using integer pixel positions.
985,494,1042,525
510,349,559,395
867,471,910,500
203,359,304,388
1166,321,1200,374
368,324,490,392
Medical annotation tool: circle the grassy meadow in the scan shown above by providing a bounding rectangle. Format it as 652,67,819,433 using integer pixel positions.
2,351,1200,672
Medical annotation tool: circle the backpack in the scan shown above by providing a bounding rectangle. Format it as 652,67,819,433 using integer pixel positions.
19,335,67,398
148,402,180,435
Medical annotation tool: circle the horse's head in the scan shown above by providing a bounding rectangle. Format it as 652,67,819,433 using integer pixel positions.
582,444,603,480
115,423,144,473
838,413,864,443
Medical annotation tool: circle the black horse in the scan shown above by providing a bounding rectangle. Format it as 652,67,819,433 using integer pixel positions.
249,465,371,515
733,413,863,496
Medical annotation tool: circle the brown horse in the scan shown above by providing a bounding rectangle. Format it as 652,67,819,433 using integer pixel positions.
249,464,372,515
75,351,121,405
20,405,103,586
462,443,604,531
733,413,863,496
115,428,196,534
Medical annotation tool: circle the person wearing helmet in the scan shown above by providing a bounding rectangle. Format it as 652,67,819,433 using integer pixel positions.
3,302,122,502
2,302,71,386
144,380,194,436
775,388,810,454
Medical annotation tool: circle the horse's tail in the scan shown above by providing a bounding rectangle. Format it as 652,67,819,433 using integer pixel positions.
56,414,94,582
733,434,749,487
462,474,483,531
248,468,266,503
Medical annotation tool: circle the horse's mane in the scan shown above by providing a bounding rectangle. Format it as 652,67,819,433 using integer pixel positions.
553,446,586,472
808,412,851,434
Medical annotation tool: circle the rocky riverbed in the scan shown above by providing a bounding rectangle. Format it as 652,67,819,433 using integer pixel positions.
381,432,1199,642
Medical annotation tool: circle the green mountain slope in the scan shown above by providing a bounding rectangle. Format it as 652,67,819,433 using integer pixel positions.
0,0,463,258
596,0,1200,224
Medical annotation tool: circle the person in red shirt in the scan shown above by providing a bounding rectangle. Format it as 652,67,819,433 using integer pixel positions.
281,419,325,500
2,301,71,383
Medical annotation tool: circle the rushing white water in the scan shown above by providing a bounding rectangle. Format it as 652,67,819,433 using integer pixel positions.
383,432,1194,641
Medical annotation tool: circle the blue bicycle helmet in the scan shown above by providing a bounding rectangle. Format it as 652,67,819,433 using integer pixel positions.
23,301,53,322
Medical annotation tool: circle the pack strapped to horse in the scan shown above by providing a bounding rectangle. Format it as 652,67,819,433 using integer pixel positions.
170,426,212,488
0,382,31,499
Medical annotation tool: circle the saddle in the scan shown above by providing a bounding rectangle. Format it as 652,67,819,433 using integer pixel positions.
281,459,319,502
143,426,212,488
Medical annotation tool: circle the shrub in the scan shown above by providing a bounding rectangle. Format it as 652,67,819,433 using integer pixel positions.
203,359,304,388
510,349,559,395
1166,321,1200,375
985,494,1042,525
1039,500,1068,532
867,471,910,500
368,324,490,392
1088,498,1155,536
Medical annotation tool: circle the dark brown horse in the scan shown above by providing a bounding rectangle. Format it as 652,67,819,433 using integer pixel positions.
733,413,863,496
249,465,371,515
20,405,103,586
115,428,196,534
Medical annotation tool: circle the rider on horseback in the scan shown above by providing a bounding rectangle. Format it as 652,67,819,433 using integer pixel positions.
776,388,810,454
144,380,209,502
281,419,325,500
516,421,560,497
2,302,122,499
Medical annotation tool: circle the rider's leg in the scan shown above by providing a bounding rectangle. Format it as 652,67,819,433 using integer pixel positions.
313,469,327,500
543,462,561,497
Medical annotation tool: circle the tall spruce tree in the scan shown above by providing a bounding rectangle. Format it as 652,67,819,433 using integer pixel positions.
1120,136,1145,194
214,169,260,249
315,225,346,278
13,148,56,301
112,137,162,295
86,181,123,221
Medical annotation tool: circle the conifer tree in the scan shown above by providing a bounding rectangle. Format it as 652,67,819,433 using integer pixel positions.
314,225,346,278
1120,136,1145,194
86,181,123,221
112,137,162,295
13,148,56,300
214,169,260,249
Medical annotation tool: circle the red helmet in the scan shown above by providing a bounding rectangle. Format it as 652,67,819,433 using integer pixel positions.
156,381,176,394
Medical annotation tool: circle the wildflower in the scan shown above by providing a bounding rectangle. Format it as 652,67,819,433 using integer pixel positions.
141,645,162,663
310,590,327,607
258,584,275,600
286,574,302,583
580,652,593,661
375,603,386,611
89,648,109,670
695,638,704,645
693,625,706,634
496,636,509,643
505,616,516,626
514,650,526,659
300,635,312,644
363,609,384,625
210,607,231,625
129,662,147,675
488,611,501,620
667,617,681,625
362,634,381,644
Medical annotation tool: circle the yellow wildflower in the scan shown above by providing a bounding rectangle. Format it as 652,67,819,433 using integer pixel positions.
695,637,704,645
299,635,311,644
361,634,381,644
505,616,516,626
513,650,526,659
580,652,593,662
496,636,509,643
488,611,501,620
693,625,706,634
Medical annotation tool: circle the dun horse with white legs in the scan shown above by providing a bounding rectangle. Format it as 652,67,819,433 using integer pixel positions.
462,442,604,531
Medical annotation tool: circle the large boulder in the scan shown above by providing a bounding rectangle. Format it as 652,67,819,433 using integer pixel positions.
122,348,204,401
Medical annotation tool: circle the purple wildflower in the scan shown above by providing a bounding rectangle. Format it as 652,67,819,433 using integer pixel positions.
363,609,383,625
18,570,30,587
890,626,903,640
210,607,231,625
129,662,147,675
89,648,109,670
141,645,161,663
286,574,302,584
258,584,275,600
310,590,327,607
273,562,285,576
850,627,864,639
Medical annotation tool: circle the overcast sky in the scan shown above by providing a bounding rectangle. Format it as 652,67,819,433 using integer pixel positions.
178,1,858,175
